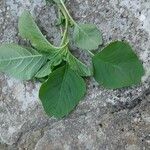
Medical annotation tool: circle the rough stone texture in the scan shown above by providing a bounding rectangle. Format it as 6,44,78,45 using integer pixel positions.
0,0,150,150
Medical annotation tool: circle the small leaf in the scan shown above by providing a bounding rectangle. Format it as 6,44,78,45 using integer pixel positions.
0,44,46,80
39,65,86,118
48,47,67,66
18,10,57,53
93,41,145,89
73,23,103,51
36,48,68,78
35,61,52,78
65,51,92,77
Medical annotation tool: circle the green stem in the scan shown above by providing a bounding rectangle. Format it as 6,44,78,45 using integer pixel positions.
59,0,77,25
87,50,94,57
58,4,69,46
58,0,95,57
51,43,67,50
57,8,63,35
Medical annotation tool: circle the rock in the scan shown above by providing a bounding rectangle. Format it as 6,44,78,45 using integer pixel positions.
0,0,150,149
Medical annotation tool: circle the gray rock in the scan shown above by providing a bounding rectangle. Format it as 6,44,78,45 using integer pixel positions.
0,0,150,149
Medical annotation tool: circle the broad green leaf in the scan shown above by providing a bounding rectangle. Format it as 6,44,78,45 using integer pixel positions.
39,65,86,118
73,23,103,51
0,44,46,80
93,41,145,89
65,51,92,77
18,10,56,53
35,61,52,78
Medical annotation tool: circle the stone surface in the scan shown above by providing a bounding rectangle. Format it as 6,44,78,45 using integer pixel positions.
0,0,150,149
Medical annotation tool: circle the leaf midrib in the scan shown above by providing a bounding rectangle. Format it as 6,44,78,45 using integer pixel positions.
55,66,69,117
96,57,129,70
0,54,43,62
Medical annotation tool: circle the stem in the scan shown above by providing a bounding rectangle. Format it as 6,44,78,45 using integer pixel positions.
58,4,69,46
58,8,63,35
59,0,77,25
57,0,95,57
87,50,94,57
51,43,66,50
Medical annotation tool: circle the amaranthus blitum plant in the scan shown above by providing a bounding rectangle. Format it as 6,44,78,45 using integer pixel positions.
0,0,144,118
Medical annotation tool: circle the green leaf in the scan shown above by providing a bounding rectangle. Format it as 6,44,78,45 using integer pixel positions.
39,65,86,118
48,51,64,66
65,51,92,77
35,48,68,78
35,61,52,78
0,44,46,80
73,23,103,51
93,41,145,89
18,10,57,53
47,47,67,66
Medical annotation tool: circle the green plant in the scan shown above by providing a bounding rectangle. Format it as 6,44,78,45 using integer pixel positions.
0,0,144,118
